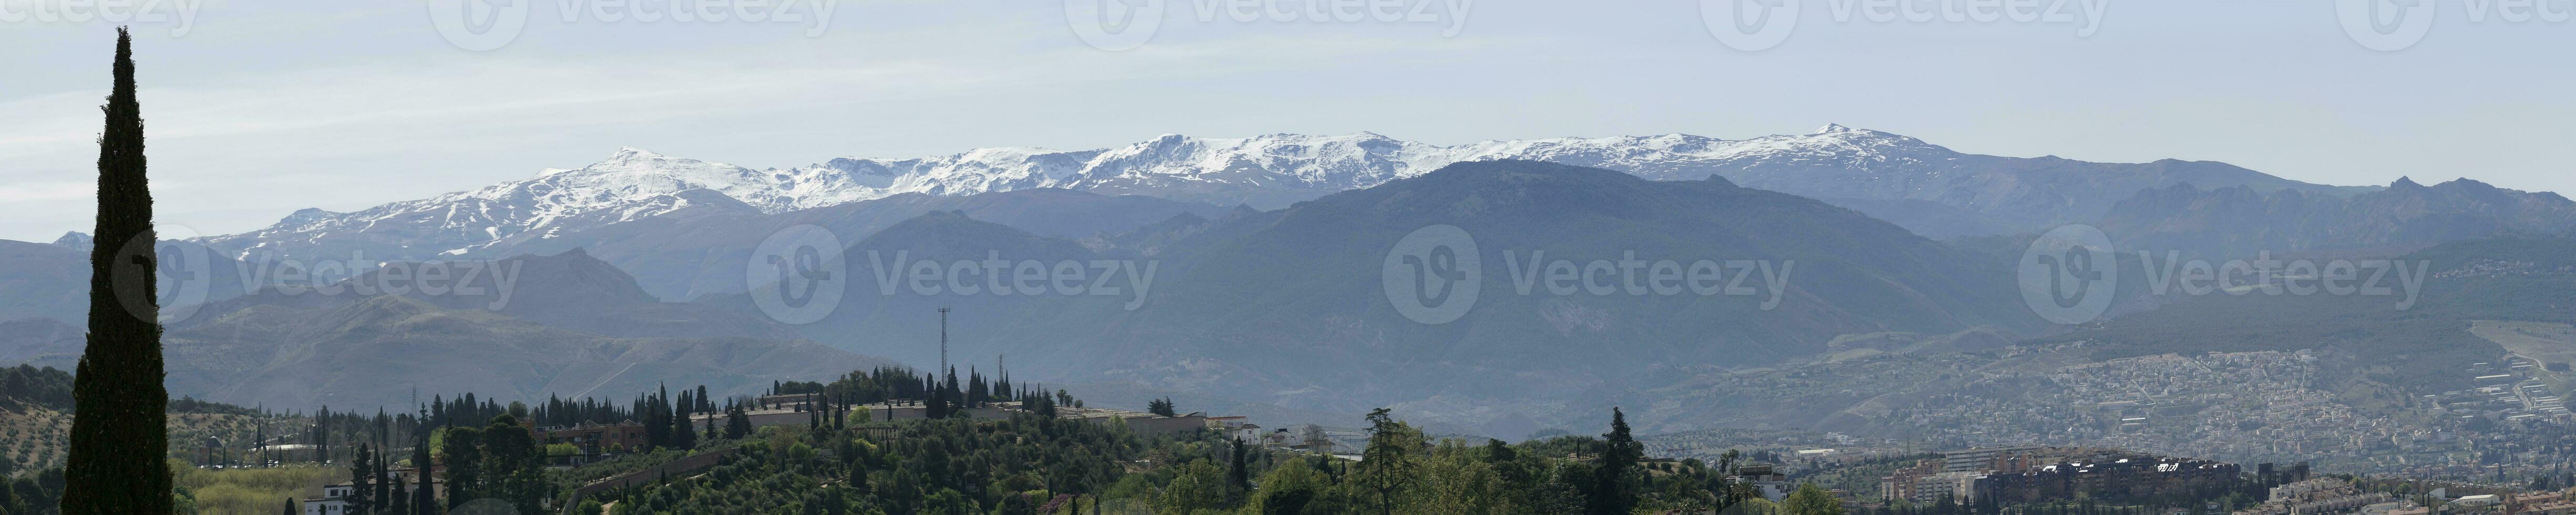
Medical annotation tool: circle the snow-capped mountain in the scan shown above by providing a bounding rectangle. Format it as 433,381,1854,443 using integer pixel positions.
190,125,2365,263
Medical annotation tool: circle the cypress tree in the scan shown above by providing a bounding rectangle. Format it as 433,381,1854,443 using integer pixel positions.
1592,407,1641,515
63,26,173,514
671,389,696,450
387,477,409,515
412,425,433,514
1229,437,1250,493
372,439,390,512
347,444,374,512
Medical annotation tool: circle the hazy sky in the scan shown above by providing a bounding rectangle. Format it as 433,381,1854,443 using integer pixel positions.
2,0,2570,242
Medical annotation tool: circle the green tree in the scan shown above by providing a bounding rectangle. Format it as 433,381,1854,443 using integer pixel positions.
62,26,174,515
1415,438,1511,514
347,444,375,513
1159,459,1229,513
478,415,544,513
1229,437,1251,496
1253,458,1332,514
725,405,753,439
1783,483,1845,515
1354,408,1423,515
387,476,409,515
413,423,435,513
440,426,482,510
1591,407,1643,515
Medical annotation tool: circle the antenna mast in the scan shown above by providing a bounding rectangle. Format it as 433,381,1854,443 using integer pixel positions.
937,306,951,375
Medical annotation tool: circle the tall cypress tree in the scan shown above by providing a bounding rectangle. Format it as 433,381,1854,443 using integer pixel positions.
347,444,375,512
1592,407,1642,515
412,424,433,514
63,26,173,514
671,390,696,450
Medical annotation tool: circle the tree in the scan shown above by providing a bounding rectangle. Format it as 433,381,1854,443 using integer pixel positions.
387,476,409,515
724,405,753,440
1148,397,1178,417
1783,483,1845,515
1418,438,1512,514
478,415,544,513
413,422,434,514
1254,458,1332,514
347,444,376,513
671,389,697,450
1159,459,1229,514
441,426,482,510
1303,424,1335,455
63,26,174,515
1355,408,1423,515
703,411,718,443
1229,437,1252,496
1592,407,1643,515
373,431,391,513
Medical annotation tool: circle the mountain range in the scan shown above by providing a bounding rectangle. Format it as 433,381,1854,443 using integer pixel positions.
691,160,2049,437
177,126,2380,276
2097,177,2576,260
11,125,2576,436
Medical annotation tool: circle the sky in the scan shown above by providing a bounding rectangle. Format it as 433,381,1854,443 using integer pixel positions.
1,0,2571,242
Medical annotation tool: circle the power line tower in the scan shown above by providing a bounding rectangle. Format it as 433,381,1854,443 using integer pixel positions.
937,306,951,375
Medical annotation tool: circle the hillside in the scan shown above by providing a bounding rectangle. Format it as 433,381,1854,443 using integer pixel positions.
2099,178,2576,260
721,160,2047,437
122,249,903,409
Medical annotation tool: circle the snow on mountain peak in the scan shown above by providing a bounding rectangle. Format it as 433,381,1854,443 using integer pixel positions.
1816,123,1854,133
198,126,1960,261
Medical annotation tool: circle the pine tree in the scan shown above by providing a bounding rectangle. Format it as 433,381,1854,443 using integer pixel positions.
1229,437,1251,494
372,438,390,513
347,444,375,512
413,424,433,514
388,476,410,515
63,27,173,514
1356,408,1420,515
724,405,752,439
1592,407,1642,515
671,389,696,450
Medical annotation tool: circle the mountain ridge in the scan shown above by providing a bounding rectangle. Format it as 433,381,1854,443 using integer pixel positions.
184,126,2388,267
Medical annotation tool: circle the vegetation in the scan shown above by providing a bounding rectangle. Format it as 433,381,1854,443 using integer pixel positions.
169,461,340,515
10,360,1853,513
64,27,173,514
594,399,1787,515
